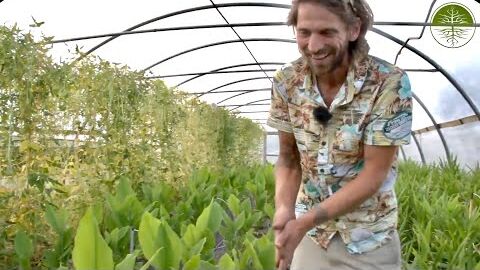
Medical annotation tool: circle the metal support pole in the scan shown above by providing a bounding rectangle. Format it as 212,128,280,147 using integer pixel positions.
412,93,450,161
129,228,136,253
263,132,267,164
399,146,407,161
411,133,426,165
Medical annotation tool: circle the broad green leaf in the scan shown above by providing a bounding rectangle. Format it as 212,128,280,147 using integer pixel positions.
219,214,236,250
263,166,275,192
199,260,217,270
150,208,160,219
202,230,217,259
240,199,252,215
106,177,144,228
182,224,199,246
45,204,69,234
245,212,262,229
138,212,161,265
263,203,275,221
44,225,74,268
240,240,263,270
143,201,158,214
196,201,223,235
256,193,267,212
72,208,114,270
159,204,170,220
92,202,104,225
218,253,236,270
253,235,275,270
254,170,266,191
114,253,137,270
246,182,258,197
222,211,235,229
156,219,183,269
227,194,241,216
44,250,59,268
188,237,206,257
14,230,33,260
183,254,201,270
138,212,183,269
116,176,135,198
244,229,256,243
107,194,143,228
14,229,33,270
106,226,130,247
474,261,480,270
143,181,176,212
139,247,162,270
234,211,246,231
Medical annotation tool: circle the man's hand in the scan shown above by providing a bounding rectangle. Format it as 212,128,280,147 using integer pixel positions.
275,219,307,270
273,206,296,269
272,206,296,231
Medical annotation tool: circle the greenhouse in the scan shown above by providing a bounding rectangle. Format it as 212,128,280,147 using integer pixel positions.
0,0,479,269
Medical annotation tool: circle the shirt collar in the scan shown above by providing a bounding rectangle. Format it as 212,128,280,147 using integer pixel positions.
301,56,369,109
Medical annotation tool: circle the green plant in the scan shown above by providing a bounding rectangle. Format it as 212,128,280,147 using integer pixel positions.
14,229,33,270
72,208,114,270
0,23,264,268
43,204,74,268
398,160,480,269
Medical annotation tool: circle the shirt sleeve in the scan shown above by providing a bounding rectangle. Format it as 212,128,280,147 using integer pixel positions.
363,70,413,146
267,71,293,133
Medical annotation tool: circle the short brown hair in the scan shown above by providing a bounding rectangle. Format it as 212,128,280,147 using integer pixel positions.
287,0,374,61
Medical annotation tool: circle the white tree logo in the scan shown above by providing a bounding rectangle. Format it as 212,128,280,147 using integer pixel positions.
430,3,476,48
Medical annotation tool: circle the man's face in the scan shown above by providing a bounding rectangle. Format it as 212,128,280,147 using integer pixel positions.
295,2,359,76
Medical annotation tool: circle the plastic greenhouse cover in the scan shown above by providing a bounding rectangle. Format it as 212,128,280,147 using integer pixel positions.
0,0,479,165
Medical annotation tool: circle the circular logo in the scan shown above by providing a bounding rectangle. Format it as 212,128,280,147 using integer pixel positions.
430,2,476,48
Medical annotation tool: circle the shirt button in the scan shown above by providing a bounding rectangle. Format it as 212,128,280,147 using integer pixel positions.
319,168,325,173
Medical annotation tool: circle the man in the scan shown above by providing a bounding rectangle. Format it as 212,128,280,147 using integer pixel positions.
267,0,413,269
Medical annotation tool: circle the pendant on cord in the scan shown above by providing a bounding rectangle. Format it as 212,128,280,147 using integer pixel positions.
313,106,332,125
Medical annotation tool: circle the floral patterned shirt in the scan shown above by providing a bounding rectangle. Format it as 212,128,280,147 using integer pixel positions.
267,55,412,254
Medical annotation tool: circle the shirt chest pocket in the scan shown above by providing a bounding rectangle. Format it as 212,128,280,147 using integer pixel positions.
332,124,363,156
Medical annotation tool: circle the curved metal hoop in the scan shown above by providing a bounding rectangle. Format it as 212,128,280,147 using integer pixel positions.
80,3,290,59
174,62,284,88
142,38,295,72
200,77,273,99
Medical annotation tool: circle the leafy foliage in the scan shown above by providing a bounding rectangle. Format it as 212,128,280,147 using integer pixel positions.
0,24,263,190
0,24,263,268
398,160,480,269
72,208,114,270
14,229,33,270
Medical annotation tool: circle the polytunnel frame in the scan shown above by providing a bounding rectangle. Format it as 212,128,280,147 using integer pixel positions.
54,1,480,164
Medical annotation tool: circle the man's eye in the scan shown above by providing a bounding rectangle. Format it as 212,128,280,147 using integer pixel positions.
323,30,337,36
298,30,310,36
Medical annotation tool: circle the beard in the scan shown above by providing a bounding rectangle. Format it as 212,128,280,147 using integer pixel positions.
303,43,349,77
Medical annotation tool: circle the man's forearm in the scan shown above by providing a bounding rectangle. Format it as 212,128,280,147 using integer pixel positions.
294,146,398,232
275,163,302,211
273,131,302,233
296,168,386,232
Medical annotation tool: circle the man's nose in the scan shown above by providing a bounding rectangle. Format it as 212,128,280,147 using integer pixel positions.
308,34,325,54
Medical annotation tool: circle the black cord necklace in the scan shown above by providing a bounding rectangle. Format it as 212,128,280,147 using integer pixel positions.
312,77,333,125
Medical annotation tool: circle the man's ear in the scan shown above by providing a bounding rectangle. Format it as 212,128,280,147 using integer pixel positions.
348,17,361,42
